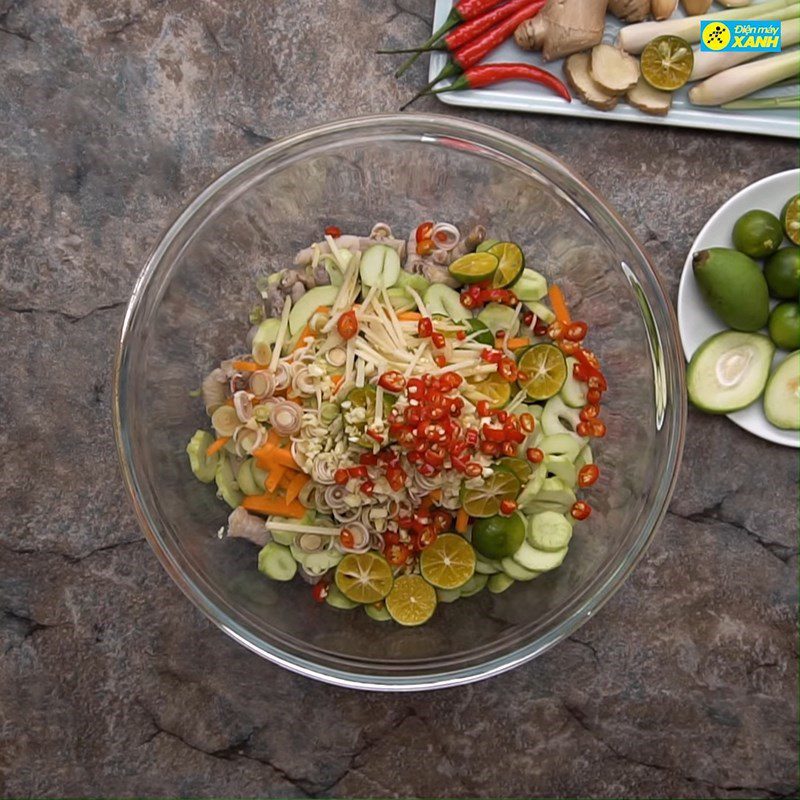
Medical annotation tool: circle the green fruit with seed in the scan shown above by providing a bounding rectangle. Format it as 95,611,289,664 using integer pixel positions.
732,209,783,259
768,303,800,350
764,247,800,300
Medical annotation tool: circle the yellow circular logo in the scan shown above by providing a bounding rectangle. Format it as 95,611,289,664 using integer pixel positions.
702,22,731,51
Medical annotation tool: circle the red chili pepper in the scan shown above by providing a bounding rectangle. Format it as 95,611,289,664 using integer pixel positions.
417,527,438,550
496,410,508,423
324,225,341,238
431,331,447,349
360,452,379,466
347,465,368,479
464,462,483,478
501,441,517,457
311,582,329,603
417,238,436,256
533,318,549,336
565,321,588,342
499,499,517,516
361,480,375,496
587,388,602,405
417,317,433,338
547,321,564,340
407,377,425,397
476,400,491,418
482,424,506,443
432,510,453,532
480,440,500,456
587,374,608,393
435,354,448,368
386,543,411,566
573,362,590,382
415,222,434,243
340,528,356,549
337,309,358,340
460,292,476,309
589,419,607,438
481,348,503,364
559,339,580,355
498,357,518,382
456,329,467,340
571,501,592,521
378,370,406,393
392,0,507,77
334,468,348,485
519,413,535,433
523,312,534,326
578,464,600,488
441,372,463,390
580,404,600,422
526,447,544,464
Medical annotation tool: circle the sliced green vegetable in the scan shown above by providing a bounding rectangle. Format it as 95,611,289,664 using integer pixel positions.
360,244,401,288
258,542,297,582
186,430,219,483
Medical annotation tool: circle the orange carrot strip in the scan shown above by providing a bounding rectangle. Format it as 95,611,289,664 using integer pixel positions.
232,360,260,371
456,508,470,534
548,284,571,325
397,311,422,321
506,337,530,350
205,436,230,457
284,472,309,505
272,448,299,470
241,494,305,519
293,325,315,352
331,374,344,388
429,489,442,504
265,463,287,493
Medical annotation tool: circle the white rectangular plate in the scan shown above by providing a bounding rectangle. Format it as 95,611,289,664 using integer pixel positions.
430,0,799,139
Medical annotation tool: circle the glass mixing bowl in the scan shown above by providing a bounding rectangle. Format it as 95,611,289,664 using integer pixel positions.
114,114,686,690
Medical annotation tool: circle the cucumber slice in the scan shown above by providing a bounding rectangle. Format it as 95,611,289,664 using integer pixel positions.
386,287,414,310
560,357,588,408
186,430,219,483
512,542,567,572
360,244,401,288
764,350,800,429
687,331,775,414
474,555,503,575
269,512,316,546
477,303,519,336
520,477,576,515
459,572,488,597
516,463,547,508
288,285,339,336
326,583,359,610
527,511,573,552
321,256,344,287
512,269,548,302
252,318,282,364
488,573,515,594
364,602,392,621
526,301,555,324
542,395,582,436
575,444,593,471
215,456,243,509
544,454,577,486
436,587,462,603
395,270,431,295
540,433,584,462
236,459,263,496
500,557,540,581
423,283,472,322
258,542,297,582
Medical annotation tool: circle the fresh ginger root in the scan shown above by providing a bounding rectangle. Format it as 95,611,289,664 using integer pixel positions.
608,0,650,22
514,0,609,62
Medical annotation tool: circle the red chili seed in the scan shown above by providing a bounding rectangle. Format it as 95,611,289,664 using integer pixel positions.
571,501,592,521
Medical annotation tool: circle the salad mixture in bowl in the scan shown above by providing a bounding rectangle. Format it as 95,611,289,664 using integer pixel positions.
187,220,607,626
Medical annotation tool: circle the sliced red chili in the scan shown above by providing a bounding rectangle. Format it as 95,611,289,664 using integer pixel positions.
456,330,467,340
564,321,588,342
464,462,483,478
460,293,476,309
482,424,506,443
481,348,503,364
435,355,447,368
476,400,491,418
360,453,379,466
589,420,607,437
340,528,356,549
533,319,549,336
360,481,375,496
499,499,517,516
386,466,406,492
432,510,452,532
324,225,341,238
498,357,518,382
480,440,500,456
580,404,600,421
347,465,368,479
417,238,436,256
496,410,509,423
337,309,358,340
587,388,602,405
547,321,564,340
432,332,447,349
578,464,599,487
526,447,544,463
519,413,535,433
415,221,434,243
334,468,348,485
424,448,446,468
386,543,411,565
501,441,517,457
417,527,438,549
576,421,591,437
571,501,592,521
311,582,329,603
417,317,433,338
378,370,406,393
559,340,579,355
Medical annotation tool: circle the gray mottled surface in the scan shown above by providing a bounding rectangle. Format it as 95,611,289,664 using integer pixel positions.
1,1,798,797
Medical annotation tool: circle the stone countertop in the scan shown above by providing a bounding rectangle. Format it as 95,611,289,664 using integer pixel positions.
1,1,797,797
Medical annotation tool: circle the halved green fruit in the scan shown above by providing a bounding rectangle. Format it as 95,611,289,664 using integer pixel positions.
687,331,775,414
764,350,800,430
448,252,499,284
780,194,800,246
487,242,525,288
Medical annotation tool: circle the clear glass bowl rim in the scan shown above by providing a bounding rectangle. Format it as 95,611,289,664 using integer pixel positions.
113,113,687,691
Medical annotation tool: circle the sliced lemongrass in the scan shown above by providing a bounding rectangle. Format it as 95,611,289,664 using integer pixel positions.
263,521,342,536
269,296,292,373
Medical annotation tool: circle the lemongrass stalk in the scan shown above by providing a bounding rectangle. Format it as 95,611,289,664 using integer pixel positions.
718,0,755,6
617,0,796,53
692,20,800,79
689,49,800,105
722,92,800,108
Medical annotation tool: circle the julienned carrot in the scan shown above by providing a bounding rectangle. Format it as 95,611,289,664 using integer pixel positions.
506,337,531,350
257,446,299,472
284,472,309,505
456,507,470,534
241,494,305,519
397,311,423,321
206,436,230,457
293,324,315,351
548,284,571,325
232,360,260,371
265,463,287,493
